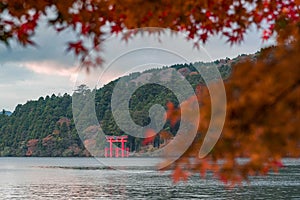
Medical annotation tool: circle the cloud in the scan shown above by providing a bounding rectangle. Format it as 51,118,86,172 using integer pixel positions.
19,61,79,82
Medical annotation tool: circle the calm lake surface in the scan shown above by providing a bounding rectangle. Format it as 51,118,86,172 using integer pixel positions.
0,157,299,199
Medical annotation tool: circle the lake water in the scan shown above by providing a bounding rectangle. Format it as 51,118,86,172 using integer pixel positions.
0,157,299,199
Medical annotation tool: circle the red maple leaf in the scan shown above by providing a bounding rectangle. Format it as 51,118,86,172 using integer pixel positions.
200,32,208,43
67,40,87,56
262,29,271,41
72,14,81,25
172,167,189,183
142,129,156,145
81,24,90,35
165,101,180,127
111,24,122,34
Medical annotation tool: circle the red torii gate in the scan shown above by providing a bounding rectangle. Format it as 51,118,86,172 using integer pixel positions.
105,135,129,158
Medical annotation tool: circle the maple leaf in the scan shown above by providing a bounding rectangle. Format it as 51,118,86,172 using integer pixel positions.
165,101,180,127
172,167,189,183
95,56,104,66
19,21,36,33
219,174,229,185
55,26,66,32
67,40,87,56
3,20,14,25
200,32,208,43
111,24,122,34
72,14,81,25
81,24,90,35
262,29,271,41
142,129,156,145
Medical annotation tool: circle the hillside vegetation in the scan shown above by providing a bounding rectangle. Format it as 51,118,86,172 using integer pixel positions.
0,57,237,156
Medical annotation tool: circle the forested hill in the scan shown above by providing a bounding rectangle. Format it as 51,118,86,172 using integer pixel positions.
0,54,251,157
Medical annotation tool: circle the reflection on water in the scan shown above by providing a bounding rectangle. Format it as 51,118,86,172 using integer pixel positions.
0,158,299,199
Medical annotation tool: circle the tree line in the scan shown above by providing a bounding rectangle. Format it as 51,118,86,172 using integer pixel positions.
0,58,232,156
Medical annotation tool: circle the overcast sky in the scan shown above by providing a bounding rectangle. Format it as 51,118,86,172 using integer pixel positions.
0,21,275,112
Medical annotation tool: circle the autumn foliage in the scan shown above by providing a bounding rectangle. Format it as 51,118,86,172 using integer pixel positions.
0,0,299,185
166,42,300,185
0,0,299,64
